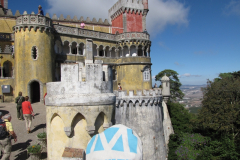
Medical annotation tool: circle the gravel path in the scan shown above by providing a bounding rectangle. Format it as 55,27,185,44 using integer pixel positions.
0,102,47,160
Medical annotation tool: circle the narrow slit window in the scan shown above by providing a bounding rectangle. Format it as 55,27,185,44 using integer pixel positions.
32,46,38,60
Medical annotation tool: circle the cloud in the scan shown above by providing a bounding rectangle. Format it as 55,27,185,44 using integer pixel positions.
46,0,190,35
224,0,240,16
174,61,184,67
194,50,218,55
46,0,118,20
183,73,191,77
179,73,201,78
159,41,170,50
147,0,190,34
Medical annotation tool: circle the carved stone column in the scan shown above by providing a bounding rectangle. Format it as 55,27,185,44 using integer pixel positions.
109,50,112,58
147,46,149,57
83,46,86,56
136,46,139,56
116,49,119,57
69,44,72,54
96,47,99,57
142,47,145,57
1,67,3,78
103,48,106,57
77,45,79,55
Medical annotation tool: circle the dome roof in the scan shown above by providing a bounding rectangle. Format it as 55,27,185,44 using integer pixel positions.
161,75,170,81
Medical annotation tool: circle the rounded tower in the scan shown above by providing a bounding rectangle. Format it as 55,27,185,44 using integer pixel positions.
14,13,54,103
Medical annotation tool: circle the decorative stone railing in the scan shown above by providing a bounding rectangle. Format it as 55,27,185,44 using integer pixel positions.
14,15,150,42
0,33,14,41
115,32,150,41
16,15,52,27
54,25,116,41
54,24,150,42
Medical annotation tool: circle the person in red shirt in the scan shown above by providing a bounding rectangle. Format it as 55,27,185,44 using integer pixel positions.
22,96,34,133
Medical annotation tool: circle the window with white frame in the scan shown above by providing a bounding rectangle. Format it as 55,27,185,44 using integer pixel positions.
143,68,150,81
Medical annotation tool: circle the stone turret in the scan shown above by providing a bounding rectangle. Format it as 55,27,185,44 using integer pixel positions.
114,87,170,159
45,56,115,159
161,74,170,103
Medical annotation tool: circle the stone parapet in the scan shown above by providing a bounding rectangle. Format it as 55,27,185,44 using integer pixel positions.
54,24,150,42
14,14,52,32
109,0,145,21
46,62,116,106
15,14,52,27
114,88,162,106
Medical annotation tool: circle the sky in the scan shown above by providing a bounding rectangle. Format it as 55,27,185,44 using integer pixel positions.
8,0,240,85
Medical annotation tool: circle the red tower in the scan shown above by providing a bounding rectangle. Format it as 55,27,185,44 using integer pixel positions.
109,0,149,34
0,0,8,9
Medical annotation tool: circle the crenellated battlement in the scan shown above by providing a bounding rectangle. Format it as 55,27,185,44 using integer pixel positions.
0,9,111,26
114,88,163,106
108,0,145,21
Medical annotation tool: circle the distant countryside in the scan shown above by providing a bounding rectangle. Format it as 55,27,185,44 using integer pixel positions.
179,85,206,114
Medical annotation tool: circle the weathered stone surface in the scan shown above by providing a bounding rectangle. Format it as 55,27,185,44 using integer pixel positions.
0,9,4,15
86,17,91,23
46,62,115,106
66,15,71,21
79,16,84,22
92,18,97,23
73,15,78,21
45,13,50,18
59,14,64,20
52,14,58,20
114,86,171,160
15,10,20,16
85,39,93,61
6,9,13,16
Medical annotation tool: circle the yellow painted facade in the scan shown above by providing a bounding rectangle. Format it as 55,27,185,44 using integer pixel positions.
0,18,16,33
0,14,151,102
46,105,112,159
14,28,54,102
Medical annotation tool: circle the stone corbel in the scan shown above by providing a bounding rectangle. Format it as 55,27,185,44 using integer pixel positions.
64,127,73,137
86,126,95,135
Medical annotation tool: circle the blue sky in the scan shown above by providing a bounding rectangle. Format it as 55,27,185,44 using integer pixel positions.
8,0,240,85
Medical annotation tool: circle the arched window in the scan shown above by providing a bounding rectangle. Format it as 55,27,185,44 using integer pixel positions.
54,40,62,54
72,42,77,54
93,44,97,56
3,61,13,77
62,41,69,55
99,45,104,57
105,46,110,57
31,46,38,60
79,43,85,55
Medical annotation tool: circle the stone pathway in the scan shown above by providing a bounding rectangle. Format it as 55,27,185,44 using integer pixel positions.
0,102,47,160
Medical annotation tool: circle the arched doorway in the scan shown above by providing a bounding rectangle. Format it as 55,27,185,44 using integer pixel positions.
30,81,40,103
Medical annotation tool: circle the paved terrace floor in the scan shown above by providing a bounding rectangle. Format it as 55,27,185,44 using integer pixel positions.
0,102,47,160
